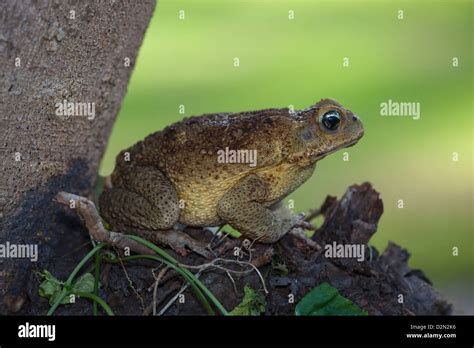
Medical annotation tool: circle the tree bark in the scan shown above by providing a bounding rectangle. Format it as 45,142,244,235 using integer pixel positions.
0,0,156,313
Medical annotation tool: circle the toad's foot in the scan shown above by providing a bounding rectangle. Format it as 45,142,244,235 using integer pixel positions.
291,213,317,231
287,213,321,250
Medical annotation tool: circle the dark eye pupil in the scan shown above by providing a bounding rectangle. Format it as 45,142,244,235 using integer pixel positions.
322,111,340,131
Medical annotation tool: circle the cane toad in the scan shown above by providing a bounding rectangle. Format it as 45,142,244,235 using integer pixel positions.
99,99,364,248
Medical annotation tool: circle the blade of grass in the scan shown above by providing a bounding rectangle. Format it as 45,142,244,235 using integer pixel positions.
92,251,102,315
76,291,114,316
126,234,229,315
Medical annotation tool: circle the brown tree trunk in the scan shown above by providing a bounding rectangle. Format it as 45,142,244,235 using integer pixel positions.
0,0,156,313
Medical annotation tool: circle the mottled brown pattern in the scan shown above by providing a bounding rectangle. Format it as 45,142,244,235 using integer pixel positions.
99,99,364,242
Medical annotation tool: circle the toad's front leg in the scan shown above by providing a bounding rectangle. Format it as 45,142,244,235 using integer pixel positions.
216,174,296,243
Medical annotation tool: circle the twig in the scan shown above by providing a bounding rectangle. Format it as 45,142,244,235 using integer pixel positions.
152,266,170,316
115,247,145,311
157,269,205,316
225,270,239,296
178,257,270,294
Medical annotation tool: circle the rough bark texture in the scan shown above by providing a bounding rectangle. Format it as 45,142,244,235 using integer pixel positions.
0,0,156,314
24,182,451,316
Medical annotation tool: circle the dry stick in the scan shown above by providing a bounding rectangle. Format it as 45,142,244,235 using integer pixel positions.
224,259,269,294
207,225,225,249
147,266,164,292
244,237,258,263
225,270,239,295
177,258,269,294
157,270,204,316
114,246,145,311
152,266,170,316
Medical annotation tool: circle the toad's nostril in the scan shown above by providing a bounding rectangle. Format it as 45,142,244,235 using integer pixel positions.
352,115,358,122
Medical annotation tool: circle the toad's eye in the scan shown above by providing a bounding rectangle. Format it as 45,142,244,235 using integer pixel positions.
321,110,341,131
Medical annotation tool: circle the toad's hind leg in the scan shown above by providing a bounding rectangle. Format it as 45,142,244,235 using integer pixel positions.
100,167,180,231
99,167,212,258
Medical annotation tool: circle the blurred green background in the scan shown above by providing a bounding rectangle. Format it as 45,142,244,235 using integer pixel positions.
100,0,473,308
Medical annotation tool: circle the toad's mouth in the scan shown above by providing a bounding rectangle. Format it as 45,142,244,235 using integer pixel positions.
309,136,362,161
344,137,361,148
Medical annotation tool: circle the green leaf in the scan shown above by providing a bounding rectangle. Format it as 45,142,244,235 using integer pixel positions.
230,285,266,316
295,282,368,316
38,270,96,306
72,273,95,294
38,271,69,305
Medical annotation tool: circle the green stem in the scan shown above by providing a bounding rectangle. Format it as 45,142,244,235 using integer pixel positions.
47,243,107,315
92,251,102,315
76,292,114,316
